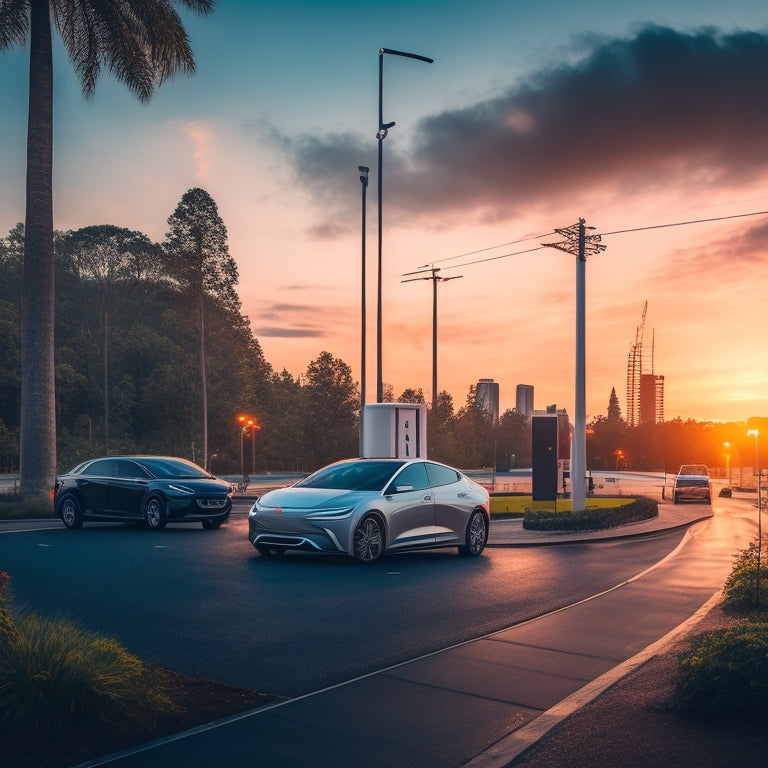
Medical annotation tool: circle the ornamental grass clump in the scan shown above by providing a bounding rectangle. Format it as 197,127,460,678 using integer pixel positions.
0,572,179,744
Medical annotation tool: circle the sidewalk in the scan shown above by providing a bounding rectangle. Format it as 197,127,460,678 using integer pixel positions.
89,498,754,768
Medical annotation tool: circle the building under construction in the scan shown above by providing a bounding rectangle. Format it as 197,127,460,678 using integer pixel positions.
626,301,664,426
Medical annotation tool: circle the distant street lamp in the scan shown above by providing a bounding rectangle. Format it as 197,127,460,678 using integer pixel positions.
747,429,762,605
723,441,731,485
237,415,259,485
359,166,369,409
376,47,433,403
237,415,247,480
247,419,260,477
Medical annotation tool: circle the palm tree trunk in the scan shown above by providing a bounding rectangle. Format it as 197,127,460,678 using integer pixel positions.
20,0,56,500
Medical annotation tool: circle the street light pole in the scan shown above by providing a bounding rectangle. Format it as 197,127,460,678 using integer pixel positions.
237,415,246,483
359,166,369,409
247,419,255,477
748,429,762,605
376,47,433,403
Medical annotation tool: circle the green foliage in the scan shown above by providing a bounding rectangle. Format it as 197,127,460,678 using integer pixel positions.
0,577,179,743
523,496,658,531
303,352,359,466
722,543,768,611
164,188,240,313
674,621,768,716
0,495,54,519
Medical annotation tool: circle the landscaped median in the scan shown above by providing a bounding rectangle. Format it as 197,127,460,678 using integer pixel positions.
490,493,658,531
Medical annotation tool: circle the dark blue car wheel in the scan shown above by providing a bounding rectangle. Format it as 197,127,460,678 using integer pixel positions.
59,494,83,529
145,495,168,529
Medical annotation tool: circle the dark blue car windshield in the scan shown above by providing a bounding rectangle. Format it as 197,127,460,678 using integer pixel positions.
296,461,405,491
139,458,210,479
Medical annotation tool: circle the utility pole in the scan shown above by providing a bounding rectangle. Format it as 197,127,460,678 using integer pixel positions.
402,266,462,411
544,219,606,513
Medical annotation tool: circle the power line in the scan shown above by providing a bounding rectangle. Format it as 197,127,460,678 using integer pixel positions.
442,244,547,270
600,209,768,237
429,208,768,272
425,231,556,266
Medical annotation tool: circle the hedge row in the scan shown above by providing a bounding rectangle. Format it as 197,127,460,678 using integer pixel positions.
522,495,658,531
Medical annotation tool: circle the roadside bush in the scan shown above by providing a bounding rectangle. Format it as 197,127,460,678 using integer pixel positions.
721,543,768,612
674,622,768,716
523,496,658,531
0,574,179,743
0,495,55,519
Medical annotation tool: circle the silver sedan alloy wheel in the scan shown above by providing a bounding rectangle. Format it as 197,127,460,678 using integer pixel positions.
460,510,487,556
353,516,384,563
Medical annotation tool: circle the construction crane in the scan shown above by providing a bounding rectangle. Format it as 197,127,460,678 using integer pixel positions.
626,301,647,427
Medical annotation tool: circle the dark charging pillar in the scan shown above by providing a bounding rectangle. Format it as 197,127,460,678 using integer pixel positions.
532,414,558,501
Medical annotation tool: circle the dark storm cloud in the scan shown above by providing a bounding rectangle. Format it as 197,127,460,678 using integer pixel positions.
277,25,768,230
405,24,768,217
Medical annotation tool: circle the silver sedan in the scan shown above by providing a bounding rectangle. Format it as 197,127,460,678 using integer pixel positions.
248,458,490,563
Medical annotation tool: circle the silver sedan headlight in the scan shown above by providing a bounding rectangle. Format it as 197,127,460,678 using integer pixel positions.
305,507,354,521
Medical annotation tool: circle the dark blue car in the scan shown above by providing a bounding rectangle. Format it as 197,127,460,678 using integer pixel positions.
55,456,233,530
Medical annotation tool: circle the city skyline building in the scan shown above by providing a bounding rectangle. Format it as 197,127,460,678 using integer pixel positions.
516,384,534,421
639,373,665,424
477,378,500,422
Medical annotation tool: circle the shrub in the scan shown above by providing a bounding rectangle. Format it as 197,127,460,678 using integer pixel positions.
523,496,658,531
0,495,55,519
721,543,768,612
674,622,768,716
0,577,179,743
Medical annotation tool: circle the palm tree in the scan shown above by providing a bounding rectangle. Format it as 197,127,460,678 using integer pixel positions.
0,0,214,499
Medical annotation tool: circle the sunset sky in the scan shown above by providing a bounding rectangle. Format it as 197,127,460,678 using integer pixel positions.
1,0,767,423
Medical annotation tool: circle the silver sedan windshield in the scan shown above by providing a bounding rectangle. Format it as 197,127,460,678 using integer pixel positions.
295,460,406,492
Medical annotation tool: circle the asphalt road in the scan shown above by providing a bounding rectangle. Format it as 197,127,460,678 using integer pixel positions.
0,511,686,698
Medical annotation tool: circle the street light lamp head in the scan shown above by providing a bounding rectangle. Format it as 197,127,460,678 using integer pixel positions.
748,430,759,437
377,122,395,141
358,165,369,186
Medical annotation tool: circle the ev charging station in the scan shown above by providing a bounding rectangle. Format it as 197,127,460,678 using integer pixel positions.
360,403,427,459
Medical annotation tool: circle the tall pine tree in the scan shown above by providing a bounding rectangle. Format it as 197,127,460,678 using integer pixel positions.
164,188,238,468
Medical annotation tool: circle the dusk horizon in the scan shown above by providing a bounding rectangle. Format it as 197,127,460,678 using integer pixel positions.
2,0,767,424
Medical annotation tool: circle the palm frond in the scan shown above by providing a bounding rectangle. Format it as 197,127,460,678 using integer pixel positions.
0,0,31,50
50,0,214,102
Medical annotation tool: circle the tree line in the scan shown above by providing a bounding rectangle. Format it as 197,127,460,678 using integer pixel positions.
0,192,527,477
1,201,762,481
